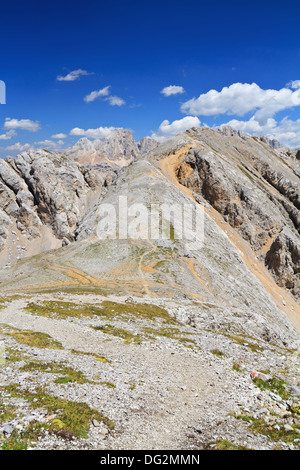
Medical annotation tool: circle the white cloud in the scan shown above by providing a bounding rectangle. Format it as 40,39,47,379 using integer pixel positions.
221,116,300,148
161,85,185,97
181,82,300,121
4,139,65,154
222,116,277,135
84,86,125,106
35,139,65,149
286,80,300,90
51,133,67,139
151,116,201,142
3,118,41,132
84,86,111,103
57,69,91,82
70,126,117,139
105,95,126,106
0,130,16,140
6,142,33,152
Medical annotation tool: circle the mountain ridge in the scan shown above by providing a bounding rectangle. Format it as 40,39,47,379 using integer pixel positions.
1,126,300,451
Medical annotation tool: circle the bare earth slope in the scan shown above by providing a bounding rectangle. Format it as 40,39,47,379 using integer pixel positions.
152,126,300,303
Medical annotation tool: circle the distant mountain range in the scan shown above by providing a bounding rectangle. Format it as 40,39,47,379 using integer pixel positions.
65,129,159,168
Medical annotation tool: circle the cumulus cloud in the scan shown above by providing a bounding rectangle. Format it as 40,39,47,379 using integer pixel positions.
161,85,185,97
181,82,300,122
4,139,65,154
4,118,41,132
84,86,111,103
35,139,65,149
151,116,201,142
6,142,33,152
57,69,91,81
0,130,16,140
222,116,300,148
70,126,117,139
51,133,67,139
286,80,300,90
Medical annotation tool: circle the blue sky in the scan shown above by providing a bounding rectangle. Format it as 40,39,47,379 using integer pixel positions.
1,0,300,156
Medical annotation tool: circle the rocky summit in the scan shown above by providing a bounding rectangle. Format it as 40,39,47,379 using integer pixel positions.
0,126,300,451
65,129,158,168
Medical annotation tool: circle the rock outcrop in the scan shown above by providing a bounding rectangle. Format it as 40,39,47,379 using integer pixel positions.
0,150,108,266
137,136,159,155
65,129,141,167
153,126,300,301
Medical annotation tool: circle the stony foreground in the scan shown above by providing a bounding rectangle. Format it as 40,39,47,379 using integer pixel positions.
1,293,300,450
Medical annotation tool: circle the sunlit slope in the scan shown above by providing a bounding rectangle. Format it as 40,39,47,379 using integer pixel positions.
0,158,298,345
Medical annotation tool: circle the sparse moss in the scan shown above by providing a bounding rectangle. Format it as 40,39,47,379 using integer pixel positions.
99,301,178,324
1,325,63,350
236,413,300,446
100,381,116,389
4,347,29,363
252,377,289,400
238,165,255,182
142,325,197,348
25,300,178,326
70,349,110,363
20,361,93,384
1,429,30,450
129,382,136,391
0,400,17,423
227,334,264,353
2,384,115,438
210,349,225,357
93,324,142,344
214,438,251,450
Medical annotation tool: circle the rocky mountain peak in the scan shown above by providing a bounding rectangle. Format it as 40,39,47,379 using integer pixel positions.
137,136,159,154
65,128,145,167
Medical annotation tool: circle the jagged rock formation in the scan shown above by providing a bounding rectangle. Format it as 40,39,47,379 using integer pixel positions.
137,136,159,154
0,150,111,267
218,125,282,149
152,126,300,301
65,129,141,167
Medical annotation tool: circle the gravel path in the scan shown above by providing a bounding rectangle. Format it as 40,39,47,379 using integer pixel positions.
1,295,300,450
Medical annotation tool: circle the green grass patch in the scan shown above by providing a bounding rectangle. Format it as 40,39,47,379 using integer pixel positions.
210,349,225,357
19,361,94,384
227,334,264,353
0,400,17,424
236,413,300,446
71,349,110,363
1,421,51,450
2,384,115,439
93,324,142,344
4,347,29,363
142,325,197,347
0,325,63,350
252,377,289,400
214,438,251,450
100,381,116,389
25,300,177,325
